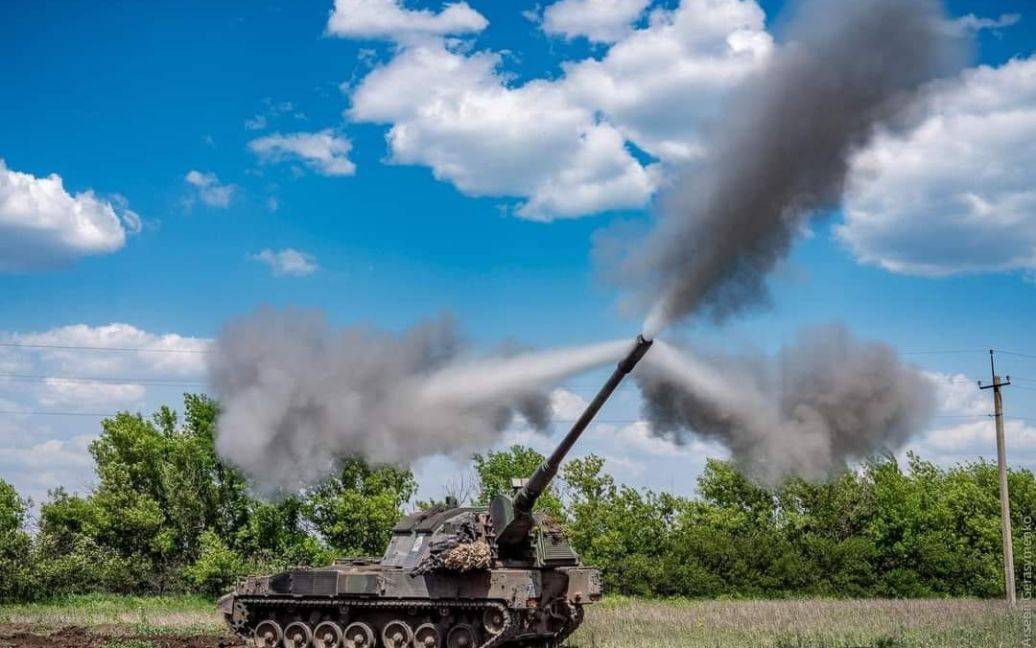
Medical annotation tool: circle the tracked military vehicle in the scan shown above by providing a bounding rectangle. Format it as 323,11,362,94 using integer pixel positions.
218,335,653,648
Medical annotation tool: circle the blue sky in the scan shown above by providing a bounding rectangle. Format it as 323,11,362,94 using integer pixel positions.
1,0,1035,505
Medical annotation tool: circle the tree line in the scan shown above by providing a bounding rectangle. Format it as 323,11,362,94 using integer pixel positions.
0,394,1032,602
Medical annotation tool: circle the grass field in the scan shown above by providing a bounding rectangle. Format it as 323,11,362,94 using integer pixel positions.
0,594,1030,647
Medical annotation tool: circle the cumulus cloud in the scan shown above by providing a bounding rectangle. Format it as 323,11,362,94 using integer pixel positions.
251,248,318,276
327,0,487,41
345,0,770,219
550,388,589,420
840,57,1036,276
907,371,1036,470
0,323,209,502
0,435,96,501
0,160,132,271
249,130,356,176
350,42,660,219
37,379,146,408
2,323,209,379
952,13,1021,34
185,170,236,208
541,0,651,43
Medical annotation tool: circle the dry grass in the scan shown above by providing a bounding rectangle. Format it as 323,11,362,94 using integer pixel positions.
0,594,1030,647
571,597,1031,647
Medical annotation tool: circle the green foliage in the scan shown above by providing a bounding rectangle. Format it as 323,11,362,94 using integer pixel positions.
4,393,1034,604
473,445,565,520
0,479,34,602
25,394,410,599
559,452,1035,599
181,530,247,596
305,458,416,556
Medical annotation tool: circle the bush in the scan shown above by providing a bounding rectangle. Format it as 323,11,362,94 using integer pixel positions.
181,531,248,596
3,396,1034,603
0,479,35,602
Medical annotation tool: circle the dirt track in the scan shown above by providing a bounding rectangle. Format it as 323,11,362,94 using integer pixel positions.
0,626,242,648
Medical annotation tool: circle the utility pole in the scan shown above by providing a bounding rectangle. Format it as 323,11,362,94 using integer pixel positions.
979,349,1015,606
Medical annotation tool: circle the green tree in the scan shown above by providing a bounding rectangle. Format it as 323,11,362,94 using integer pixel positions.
35,395,329,594
0,479,34,601
305,458,416,556
182,530,249,596
563,455,678,595
472,446,565,520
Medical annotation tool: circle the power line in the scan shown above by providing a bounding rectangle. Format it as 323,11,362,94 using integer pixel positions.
0,342,206,354
997,349,1036,360
899,349,987,355
0,410,120,417
2,340,1033,358
0,373,205,386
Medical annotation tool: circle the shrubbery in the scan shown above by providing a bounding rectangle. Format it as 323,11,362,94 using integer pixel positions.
1,394,1032,602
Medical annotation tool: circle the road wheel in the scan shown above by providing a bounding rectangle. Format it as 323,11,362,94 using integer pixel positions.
254,620,283,648
382,619,414,648
414,623,441,647
482,608,506,636
343,621,376,648
313,621,343,648
446,624,478,648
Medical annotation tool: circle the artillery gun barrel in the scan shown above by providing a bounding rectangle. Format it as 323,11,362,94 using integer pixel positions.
513,334,653,513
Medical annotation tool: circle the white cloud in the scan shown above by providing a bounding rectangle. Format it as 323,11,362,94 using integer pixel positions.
349,42,660,219
609,420,728,457
3,323,210,378
542,0,651,43
908,418,1036,470
346,0,771,219
840,57,1036,276
550,388,589,420
559,0,772,162
0,323,209,503
904,372,1036,470
0,435,96,501
952,13,1021,34
37,380,146,408
249,130,356,176
0,160,131,271
924,371,988,417
327,0,487,41
251,248,318,276
185,170,236,208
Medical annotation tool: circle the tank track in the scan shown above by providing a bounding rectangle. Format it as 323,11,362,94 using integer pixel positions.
233,596,514,648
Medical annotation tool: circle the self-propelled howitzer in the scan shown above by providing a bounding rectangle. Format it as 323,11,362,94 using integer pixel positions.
218,335,653,648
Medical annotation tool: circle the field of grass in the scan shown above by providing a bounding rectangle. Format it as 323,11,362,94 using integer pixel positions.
0,594,221,636
572,596,1029,647
0,594,1029,647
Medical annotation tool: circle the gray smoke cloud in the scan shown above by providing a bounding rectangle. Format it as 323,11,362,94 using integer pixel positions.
209,307,627,491
630,0,962,335
637,325,935,484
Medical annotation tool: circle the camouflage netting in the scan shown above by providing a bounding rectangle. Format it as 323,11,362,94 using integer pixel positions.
411,512,492,576
441,539,492,571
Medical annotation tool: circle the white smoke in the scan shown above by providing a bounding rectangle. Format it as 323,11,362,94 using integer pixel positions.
208,307,625,491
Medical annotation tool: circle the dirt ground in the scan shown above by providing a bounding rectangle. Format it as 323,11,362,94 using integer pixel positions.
0,625,241,648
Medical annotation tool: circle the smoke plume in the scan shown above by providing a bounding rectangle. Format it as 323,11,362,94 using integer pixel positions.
208,308,626,491
630,0,961,335
637,326,935,484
